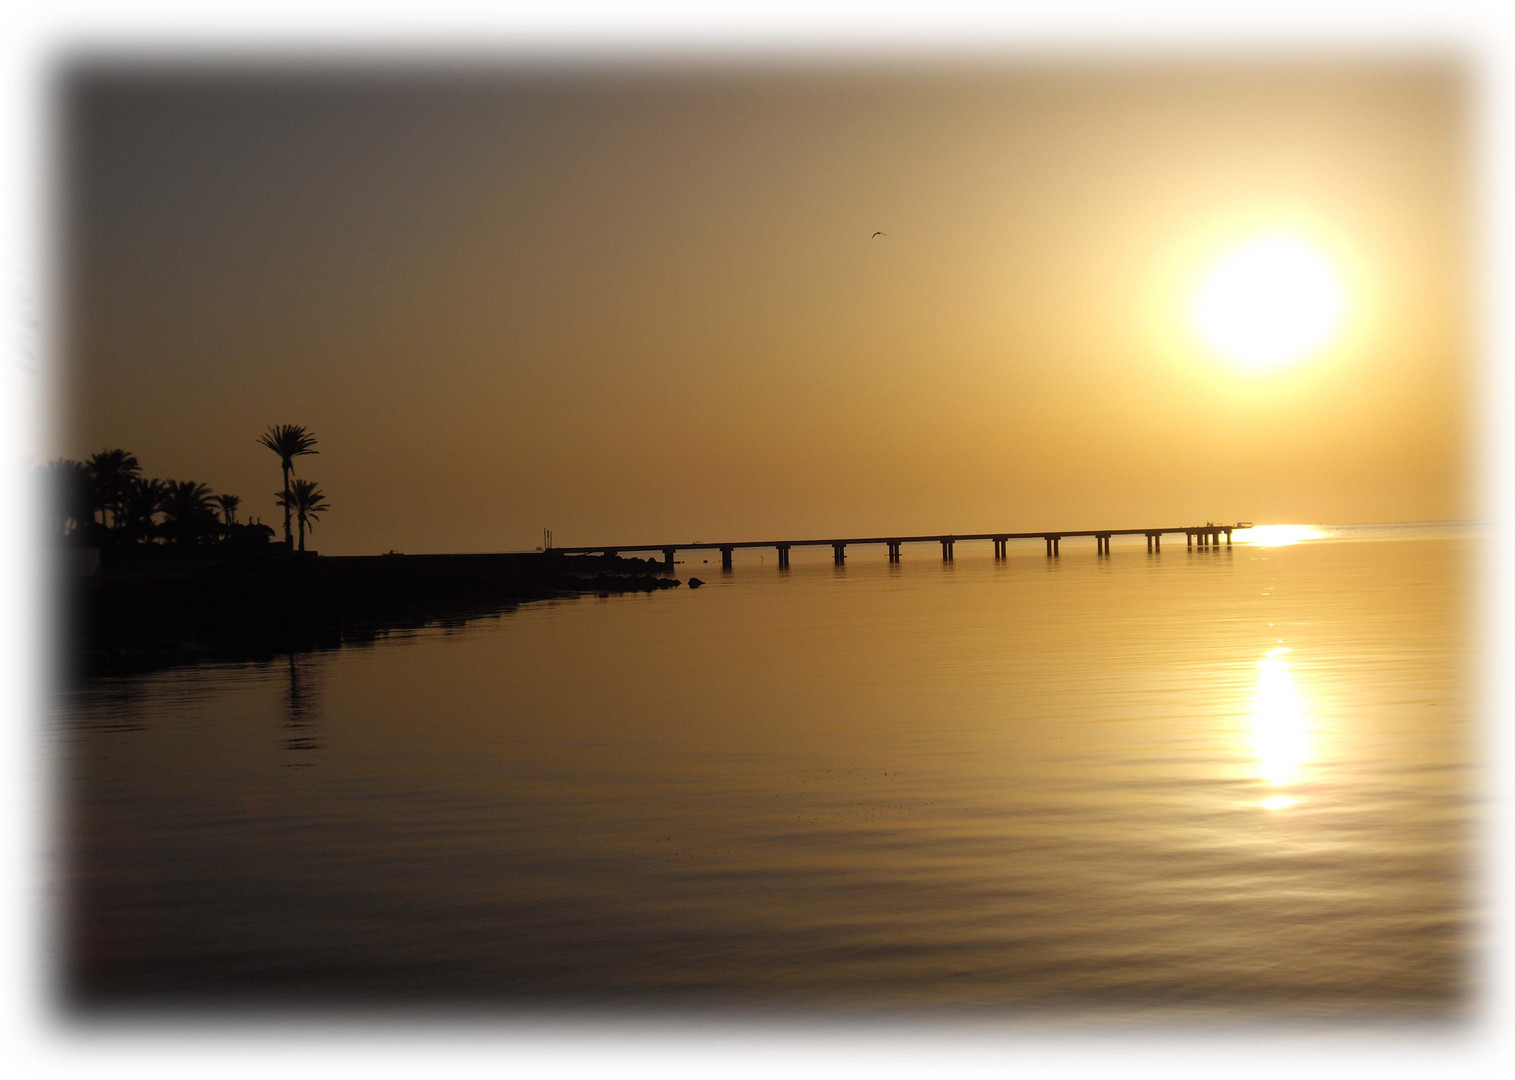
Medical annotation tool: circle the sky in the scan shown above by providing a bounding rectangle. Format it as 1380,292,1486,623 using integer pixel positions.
49,55,1470,555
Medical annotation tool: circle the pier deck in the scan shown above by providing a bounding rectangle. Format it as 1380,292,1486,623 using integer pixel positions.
554,524,1253,568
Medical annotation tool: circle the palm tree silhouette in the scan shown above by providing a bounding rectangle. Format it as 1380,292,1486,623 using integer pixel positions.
161,480,219,545
40,458,93,538
215,493,241,527
85,449,141,532
122,476,168,544
257,425,318,550
276,479,330,553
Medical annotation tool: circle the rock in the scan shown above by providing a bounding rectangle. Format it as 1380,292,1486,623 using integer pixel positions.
687,577,704,588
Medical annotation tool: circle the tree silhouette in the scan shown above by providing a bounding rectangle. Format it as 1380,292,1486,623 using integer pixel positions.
257,425,318,550
121,476,168,544
85,449,141,533
40,459,93,539
161,480,219,545
215,493,241,527
276,479,330,553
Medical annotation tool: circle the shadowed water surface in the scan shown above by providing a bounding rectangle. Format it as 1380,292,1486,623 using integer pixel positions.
54,525,1477,1018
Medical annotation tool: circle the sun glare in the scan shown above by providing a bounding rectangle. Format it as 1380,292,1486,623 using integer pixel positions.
1235,524,1325,547
1193,236,1344,369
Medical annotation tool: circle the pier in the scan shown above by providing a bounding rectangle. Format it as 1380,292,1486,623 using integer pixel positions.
557,524,1252,571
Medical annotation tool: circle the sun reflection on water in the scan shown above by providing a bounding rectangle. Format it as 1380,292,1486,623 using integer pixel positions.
1250,646,1311,808
1236,524,1325,547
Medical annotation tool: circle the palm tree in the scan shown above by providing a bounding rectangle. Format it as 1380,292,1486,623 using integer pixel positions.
121,476,168,544
276,479,330,553
160,480,218,545
257,425,318,549
85,449,141,532
40,458,93,539
214,493,241,527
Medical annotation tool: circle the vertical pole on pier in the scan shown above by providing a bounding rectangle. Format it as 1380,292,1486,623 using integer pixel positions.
1045,537,1051,557
777,544,790,569
1146,533,1153,553
1186,531,1192,549
888,541,901,562
833,542,846,565
941,539,954,561
721,546,734,571
662,547,676,571
1053,537,1061,556
1225,528,1232,547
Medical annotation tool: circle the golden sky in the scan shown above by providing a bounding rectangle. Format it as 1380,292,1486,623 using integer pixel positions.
55,57,1469,554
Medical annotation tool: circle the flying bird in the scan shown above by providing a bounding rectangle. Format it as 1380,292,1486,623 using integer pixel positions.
871,231,887,239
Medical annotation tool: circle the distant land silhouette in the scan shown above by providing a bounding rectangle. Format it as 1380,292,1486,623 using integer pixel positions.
43,425,681,680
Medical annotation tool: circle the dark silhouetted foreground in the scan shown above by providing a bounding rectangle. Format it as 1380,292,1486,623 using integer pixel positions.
60,548,678,680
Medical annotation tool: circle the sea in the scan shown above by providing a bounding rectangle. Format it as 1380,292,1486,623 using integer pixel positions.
51,522,1481,1022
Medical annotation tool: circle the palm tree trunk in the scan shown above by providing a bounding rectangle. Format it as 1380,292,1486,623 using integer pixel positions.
281,461,292,549
298,513,306,552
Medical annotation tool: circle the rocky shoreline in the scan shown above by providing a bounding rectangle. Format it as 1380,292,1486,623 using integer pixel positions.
60,549,681,681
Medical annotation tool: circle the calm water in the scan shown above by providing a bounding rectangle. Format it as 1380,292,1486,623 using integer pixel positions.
53,525,1478,1018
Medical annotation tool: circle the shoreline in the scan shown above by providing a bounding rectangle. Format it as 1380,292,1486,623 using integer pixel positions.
59,549,681,682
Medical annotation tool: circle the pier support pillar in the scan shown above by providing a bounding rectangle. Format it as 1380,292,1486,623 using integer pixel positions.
1186,531,1192,549
993,537,1007,558
1224,528,1232,547
777,544,790,569
941,539,954,561
1146,533,1153,553
833,542,846,565
1053,536,1061,556
720,546,734,570
887,541,901,562
662,547,676,570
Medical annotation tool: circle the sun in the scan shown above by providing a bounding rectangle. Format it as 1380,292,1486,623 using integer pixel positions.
1192,235,1344,369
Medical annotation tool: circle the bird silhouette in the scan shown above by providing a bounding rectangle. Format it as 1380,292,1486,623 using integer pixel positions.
871,231,886,238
